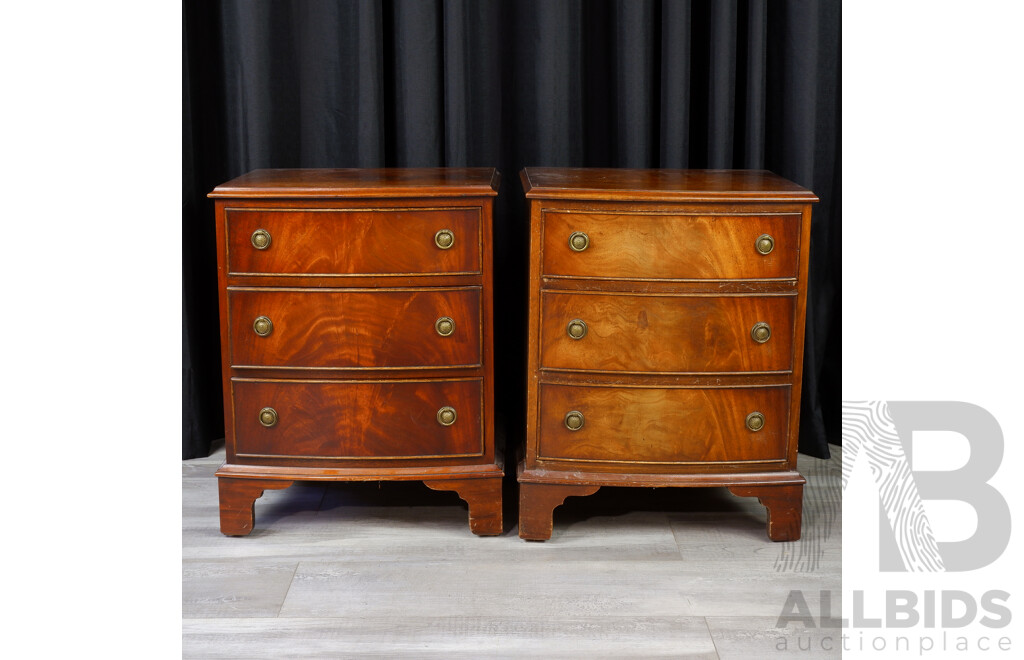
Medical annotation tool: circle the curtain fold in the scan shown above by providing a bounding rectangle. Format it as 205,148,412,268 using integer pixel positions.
183,0,841,459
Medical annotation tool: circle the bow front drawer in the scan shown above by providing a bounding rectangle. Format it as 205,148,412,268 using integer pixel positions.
232,378,483,460
541,211,800,280
537,383,790,467
539,291,795,374
228,287,481,369
226,207,481,276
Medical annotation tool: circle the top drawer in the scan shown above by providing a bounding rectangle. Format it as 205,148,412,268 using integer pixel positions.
226,207,481,276
541,211,800,280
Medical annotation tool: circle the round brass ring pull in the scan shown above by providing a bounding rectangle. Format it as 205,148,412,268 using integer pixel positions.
253,316,274,337
745,411,765,432
434,229,455,250
568,231,590,252
437,406,457,426
259,407,278,428
435,317,455,337
566,319,588,340
750,322,771,344
251,229,272,250
564,410,585,431
755,233,775,255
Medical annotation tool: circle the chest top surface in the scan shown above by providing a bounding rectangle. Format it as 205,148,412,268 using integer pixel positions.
521,167,817,203
210,167,500,199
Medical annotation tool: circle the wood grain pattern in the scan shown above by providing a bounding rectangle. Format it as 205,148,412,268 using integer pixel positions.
213,169,501,535
540,291,795,373
519,168,814,541
537,383,790,465
226,207,481,276
229,287,481,369
541,211,800,280
232,378,483,460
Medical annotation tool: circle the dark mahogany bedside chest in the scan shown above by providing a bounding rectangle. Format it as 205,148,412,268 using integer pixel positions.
209,168,502,536
517,167,817,541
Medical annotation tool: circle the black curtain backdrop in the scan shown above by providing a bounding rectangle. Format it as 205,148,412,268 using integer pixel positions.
183,0,840,460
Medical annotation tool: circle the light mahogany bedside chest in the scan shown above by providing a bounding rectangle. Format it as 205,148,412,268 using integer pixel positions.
517,167,817,541
209,168,503,536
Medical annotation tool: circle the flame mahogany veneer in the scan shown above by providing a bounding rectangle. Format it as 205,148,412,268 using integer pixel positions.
518,167,817,541
210,168,503,536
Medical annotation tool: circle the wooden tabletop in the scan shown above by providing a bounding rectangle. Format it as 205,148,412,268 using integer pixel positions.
520,167,817,202
210,168,500,198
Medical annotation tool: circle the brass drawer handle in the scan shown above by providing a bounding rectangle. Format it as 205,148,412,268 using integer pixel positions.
434,229,455,250
755,233,774,255
751,322,771,343
746,411,765,432
437,406,457,426
566,319,588,340
564,410,585,431
259,407,278,428
253,316,274,337
251,229,272,250
435,317,455,337
568,231,590,252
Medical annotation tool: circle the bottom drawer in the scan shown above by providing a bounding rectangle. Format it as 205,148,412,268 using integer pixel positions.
232,378,483,459
537,383,789,465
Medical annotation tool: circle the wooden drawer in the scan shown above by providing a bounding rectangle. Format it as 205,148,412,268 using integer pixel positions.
226,207,481,276
537,383,789,465
232,378,483,459
229,287,481,369
540,291,794,373
541,211,799,280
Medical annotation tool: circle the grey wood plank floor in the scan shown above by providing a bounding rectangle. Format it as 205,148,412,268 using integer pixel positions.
183,445,841,659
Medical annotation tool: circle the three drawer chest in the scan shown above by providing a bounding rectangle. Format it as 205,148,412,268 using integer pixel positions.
209,168,503,536
517,167,817,541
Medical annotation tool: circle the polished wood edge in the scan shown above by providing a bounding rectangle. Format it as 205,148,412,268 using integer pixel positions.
540,289,797,299
520,168,818,203
215,461,504,481
424,477,504,536
230,363,483,372
541,275,799,285
517,464,805,488
226,270,484,278
538,372,794,388
230,375,482,384
223,204,487,212
211,189,499,199
210,168,500,198
235,451,486,461
538,367,793,377
227,285,482,293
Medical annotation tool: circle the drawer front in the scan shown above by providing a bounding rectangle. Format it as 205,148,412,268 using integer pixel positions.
226,208,480,275
537,383,789,465
540,292,794,373
233,379,482,459
541,211,799,280
229,288,481,369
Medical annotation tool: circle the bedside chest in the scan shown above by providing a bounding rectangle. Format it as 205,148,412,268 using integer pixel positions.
517,168,817,541
209,168,502,536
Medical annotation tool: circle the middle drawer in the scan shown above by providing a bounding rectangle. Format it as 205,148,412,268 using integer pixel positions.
229,287,481,369
540,291,795,374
